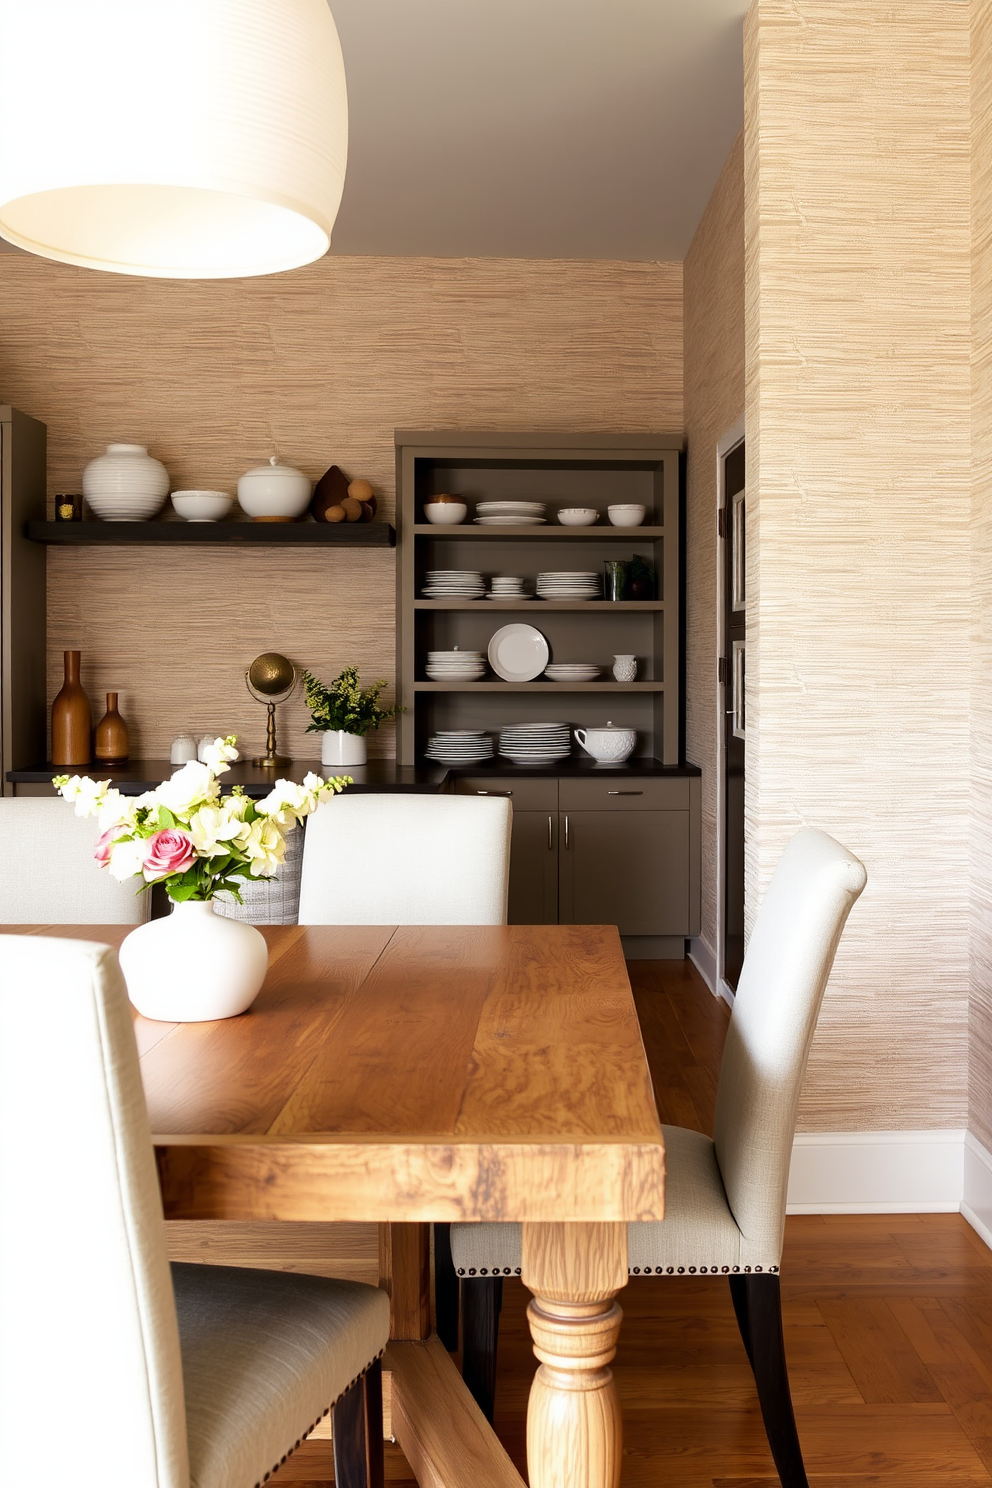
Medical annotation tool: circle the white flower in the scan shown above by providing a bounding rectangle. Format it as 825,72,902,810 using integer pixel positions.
95,789,132,831
201,735,238,775
257,778,312,826
59,775,113,818
107,837,147,882
242,817,286,877
189,803,249,856
154,761,219,819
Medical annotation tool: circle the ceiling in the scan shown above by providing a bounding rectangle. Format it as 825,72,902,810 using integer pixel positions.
327,0,746,261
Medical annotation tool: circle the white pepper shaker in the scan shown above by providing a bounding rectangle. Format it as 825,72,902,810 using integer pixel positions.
170,733,197,764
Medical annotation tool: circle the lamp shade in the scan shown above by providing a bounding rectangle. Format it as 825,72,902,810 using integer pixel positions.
0,0,348,278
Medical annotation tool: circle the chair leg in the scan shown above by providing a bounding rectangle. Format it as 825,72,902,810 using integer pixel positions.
742,1275,809,1488
332,1360,385,1488
434,1222,460,1352
461,1277,503,1424
728,1273,754,1368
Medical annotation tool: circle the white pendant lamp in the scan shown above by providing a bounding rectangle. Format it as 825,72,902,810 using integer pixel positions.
0,0,348,279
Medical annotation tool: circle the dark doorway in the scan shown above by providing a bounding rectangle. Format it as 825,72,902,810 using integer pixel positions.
721,440,745,992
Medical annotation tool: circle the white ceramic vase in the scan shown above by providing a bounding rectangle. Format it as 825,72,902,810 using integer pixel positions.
612,654,637,682
118,899,268,1022
83,443,170,521
320,730,368,767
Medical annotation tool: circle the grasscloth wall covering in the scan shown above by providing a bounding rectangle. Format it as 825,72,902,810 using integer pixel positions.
683,131,745,968
744,1,970,1128
0,254,683,758
971,0,992,1152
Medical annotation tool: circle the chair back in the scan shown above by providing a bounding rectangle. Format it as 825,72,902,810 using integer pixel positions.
298,793,512,925
0,797,149,923
0,935,188,1486
713,828,867,1259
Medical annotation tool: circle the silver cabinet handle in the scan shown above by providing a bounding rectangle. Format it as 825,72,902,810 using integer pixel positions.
476,789,513,796
564,814,569,850
607,790,642,795
547,814,553,850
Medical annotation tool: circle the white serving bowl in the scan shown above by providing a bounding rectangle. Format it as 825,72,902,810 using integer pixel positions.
424,501,468,525
171,489,233,522
607,504,647,527
237,457,312,520
557,508,599,526
83,443,170,521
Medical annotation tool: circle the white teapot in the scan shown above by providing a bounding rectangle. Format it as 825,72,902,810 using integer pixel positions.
574,721,637,763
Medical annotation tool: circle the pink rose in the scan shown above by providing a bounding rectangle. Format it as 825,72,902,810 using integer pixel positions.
142,828,197,881
93,826,118,867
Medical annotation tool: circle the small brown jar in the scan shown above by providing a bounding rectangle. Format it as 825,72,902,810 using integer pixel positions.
95,692,129,765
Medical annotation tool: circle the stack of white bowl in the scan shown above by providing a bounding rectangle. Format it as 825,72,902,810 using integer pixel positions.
425,730,494,764
474,501,547,526
498,722,572,763
536,571,601,601
425,649,486,681
486,575,530,601
421,570,486,599
544,663,601,682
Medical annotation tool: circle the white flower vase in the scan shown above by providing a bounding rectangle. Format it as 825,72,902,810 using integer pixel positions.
119,899,269,1022
320,730,368,767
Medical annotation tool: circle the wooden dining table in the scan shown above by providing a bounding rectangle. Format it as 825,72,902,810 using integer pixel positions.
20,922,666,1488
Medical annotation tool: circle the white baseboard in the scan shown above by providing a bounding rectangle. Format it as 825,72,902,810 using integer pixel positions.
786,1129,966,1214
688,936,717,994
962,1130,992,1249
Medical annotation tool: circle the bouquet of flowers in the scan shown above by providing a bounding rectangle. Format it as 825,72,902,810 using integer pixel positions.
54,735,350,905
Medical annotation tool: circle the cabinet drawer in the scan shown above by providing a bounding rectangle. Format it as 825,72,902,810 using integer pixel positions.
453,776,558,811
558,778,689,812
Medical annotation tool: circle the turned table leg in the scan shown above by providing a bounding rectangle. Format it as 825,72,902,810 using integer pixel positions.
521,1221,627,1488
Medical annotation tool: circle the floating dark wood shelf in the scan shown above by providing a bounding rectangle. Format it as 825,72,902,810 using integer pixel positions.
26,520,396,547
412,524,664,540
414,681,665,693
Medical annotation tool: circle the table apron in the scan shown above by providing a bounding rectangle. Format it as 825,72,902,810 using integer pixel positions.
154,1139,666,1223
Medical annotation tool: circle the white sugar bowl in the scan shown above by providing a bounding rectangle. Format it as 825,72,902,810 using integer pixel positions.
237,456,312,521
574,721,637,763
83,443,170,521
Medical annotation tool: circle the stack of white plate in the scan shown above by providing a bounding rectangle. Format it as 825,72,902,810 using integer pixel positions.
536,571,601,601
425,730,494,763
544,663,601,682
421,570,485,599
486,575,531,601
498,722,572,763
474,501,547,526
425,649,486,681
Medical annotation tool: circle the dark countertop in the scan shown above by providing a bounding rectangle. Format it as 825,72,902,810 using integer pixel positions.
8,756,700,795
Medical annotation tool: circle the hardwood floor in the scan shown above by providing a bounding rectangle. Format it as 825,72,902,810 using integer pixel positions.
280,960,992,1486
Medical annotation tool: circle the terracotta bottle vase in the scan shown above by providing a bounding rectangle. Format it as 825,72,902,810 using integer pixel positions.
95,692,129,765
51,650,91,767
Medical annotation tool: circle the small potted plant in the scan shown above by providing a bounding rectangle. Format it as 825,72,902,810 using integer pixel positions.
303,666,399,767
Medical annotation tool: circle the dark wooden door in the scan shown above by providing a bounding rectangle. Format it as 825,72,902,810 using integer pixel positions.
722,440,746,991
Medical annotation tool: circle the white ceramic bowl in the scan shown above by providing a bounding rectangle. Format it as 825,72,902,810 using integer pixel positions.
607,504,647,527
424,501,468,525
237,457,312,520
83,443,170,521
557,508,599,526
171,489,233,522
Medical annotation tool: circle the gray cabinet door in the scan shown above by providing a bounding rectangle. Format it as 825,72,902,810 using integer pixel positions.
508,810,559,925
559,810,690,936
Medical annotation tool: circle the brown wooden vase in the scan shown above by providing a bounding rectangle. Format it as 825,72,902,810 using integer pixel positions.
51,650,91,767
95,691,129,765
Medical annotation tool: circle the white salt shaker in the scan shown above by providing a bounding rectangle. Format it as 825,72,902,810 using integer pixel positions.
197,733,219,762
612,654,637,682
170,733,197,764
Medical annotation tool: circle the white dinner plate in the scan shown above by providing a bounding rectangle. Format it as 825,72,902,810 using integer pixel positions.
474,516,547,526
487,623,550,681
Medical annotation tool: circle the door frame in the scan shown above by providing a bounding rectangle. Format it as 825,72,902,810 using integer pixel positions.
715,416,745,1008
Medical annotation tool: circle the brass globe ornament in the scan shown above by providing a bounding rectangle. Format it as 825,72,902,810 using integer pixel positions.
245,652,298,768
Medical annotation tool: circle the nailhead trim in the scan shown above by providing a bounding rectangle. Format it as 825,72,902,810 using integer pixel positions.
456,1267,522,1277
251,1347,385,1488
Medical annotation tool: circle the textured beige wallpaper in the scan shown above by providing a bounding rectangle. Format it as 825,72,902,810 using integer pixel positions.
683,132,745,970
971,0,992,1151
0,254,683,758
744,1,970,1129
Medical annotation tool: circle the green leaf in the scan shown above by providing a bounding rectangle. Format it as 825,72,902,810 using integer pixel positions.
157,805,177,830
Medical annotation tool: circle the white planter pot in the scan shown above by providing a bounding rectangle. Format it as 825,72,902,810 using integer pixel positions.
118,899,268,1022
321,730,368,767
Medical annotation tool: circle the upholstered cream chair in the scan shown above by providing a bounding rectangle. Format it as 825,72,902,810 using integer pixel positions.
450,827,867,1486
0,934,390,1488
298,792,512,925
0,796,149,923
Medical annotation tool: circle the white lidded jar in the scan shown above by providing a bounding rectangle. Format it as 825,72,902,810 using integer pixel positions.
82,443,170,521
237,456,312,521
573,721,637,763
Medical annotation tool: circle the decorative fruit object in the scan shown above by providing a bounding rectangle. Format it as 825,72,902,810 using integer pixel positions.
311,464,350,522
324,505,346,522
340,496,363,521
348,478,377,520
